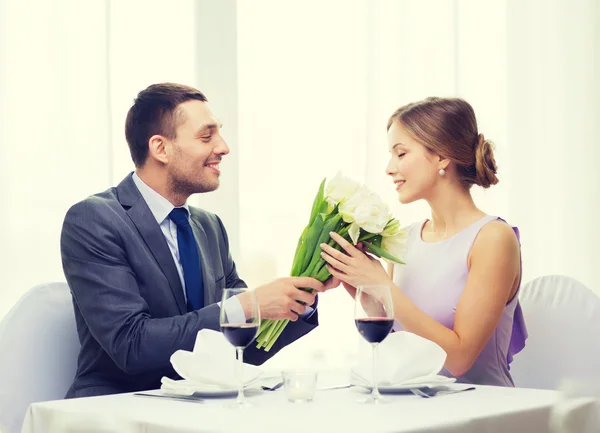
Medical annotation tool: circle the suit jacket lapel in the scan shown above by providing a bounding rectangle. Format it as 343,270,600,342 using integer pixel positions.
190,219,217,306
117,174,187,314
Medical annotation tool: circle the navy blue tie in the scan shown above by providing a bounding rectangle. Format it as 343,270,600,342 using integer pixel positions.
169,208,204,311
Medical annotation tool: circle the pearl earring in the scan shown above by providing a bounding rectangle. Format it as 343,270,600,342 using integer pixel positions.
438,169,446,176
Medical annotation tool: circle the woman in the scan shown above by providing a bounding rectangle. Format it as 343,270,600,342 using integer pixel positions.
321,97,526,386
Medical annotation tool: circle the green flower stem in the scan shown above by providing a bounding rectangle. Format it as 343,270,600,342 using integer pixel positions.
266,320,288,351
290,242,306,276
313,235,347,279
256,322,271,347
358,232,378,242
290,228,308,276
257,316,280,346
263,320,280,342
338,225,350,237
315,262,331,282
302,214,342,277
307,179,326,227
299,215,326,273
265,319,286,351
362,240,405,264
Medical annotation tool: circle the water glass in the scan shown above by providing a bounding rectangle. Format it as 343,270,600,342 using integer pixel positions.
282,370,318,403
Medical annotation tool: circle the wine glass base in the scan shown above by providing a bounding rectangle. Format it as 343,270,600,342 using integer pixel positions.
357,394,391,404
226,398,256,408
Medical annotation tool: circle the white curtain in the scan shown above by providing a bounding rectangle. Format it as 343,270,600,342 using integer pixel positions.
0,0,203,319
0,0,111,318
236,0,600,369
505,0,600,292
1,0,598,370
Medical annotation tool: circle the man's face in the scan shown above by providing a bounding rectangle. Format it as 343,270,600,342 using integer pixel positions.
166,100,229,195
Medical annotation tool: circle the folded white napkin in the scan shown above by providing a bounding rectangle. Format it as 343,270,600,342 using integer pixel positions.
351,331,447,386
166,329,263,389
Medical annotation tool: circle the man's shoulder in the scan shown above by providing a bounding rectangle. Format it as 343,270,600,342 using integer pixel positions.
64,186,123,223
66,173,139,216
188,206,221,227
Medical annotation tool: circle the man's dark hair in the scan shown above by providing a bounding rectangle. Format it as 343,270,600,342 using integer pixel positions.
125,83,208,167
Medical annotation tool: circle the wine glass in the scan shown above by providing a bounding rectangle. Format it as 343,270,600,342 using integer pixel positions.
220,288,260,408
354,284,394,404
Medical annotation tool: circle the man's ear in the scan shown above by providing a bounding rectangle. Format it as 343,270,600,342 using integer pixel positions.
148,135,169,164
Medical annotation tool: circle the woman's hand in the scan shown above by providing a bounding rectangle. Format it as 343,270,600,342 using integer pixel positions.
341,281,358,299
320,232,392,289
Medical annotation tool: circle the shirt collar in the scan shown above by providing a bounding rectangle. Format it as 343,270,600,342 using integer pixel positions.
132,172,189,225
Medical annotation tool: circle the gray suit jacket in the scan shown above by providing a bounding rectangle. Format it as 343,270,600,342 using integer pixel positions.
60,173,318,398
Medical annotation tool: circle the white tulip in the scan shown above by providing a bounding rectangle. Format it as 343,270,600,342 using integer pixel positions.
381,218,402,237
353,192,391,234
339,185,371,223
348,222,361,245
381,230,408,263
325,172,360,207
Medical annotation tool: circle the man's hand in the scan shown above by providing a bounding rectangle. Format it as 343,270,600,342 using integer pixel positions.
238,277,327,321
323,276,341,291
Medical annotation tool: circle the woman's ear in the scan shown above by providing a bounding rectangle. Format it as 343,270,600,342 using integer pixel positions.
438,155,450,171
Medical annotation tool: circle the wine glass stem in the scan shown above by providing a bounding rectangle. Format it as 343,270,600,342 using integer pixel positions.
236,347,245,404
371,343,381,400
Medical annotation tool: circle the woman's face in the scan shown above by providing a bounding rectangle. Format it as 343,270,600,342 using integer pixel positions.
386,120,442,204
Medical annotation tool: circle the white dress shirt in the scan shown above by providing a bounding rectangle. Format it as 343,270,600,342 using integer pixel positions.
132,172,245,321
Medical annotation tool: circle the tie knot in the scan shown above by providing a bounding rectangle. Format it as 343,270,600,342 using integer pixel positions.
169,207,190,227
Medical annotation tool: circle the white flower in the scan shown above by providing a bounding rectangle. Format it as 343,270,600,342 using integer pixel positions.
352,192,391,234
381,229,408,263
325,172,360,207
381,219,402,237
339,185,371,223
348,222,361,245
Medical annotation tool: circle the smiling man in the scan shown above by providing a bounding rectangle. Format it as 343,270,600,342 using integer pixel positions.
60,83,331,398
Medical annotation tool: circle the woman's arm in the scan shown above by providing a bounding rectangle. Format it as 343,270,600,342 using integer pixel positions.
321,222,520,377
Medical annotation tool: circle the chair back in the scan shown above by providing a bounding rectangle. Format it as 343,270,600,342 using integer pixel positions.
0,282,79,433
511,275,600,390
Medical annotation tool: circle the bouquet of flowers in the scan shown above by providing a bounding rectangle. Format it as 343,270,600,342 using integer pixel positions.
255,172,407,351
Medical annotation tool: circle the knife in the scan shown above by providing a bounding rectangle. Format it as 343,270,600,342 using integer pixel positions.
133,392,205,403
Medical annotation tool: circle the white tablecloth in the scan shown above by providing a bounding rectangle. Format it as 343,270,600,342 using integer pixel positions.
22,376,560,433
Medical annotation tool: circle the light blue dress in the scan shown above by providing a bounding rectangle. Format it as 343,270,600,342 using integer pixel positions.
392,215,527,386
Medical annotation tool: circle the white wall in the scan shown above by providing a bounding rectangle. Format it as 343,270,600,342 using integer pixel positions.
0,1,599,370
0,0,111,318
506,0,600,290
235,0,600,369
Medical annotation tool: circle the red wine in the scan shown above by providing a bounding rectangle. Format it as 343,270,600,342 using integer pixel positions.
355,318,393,344
221,324,259,348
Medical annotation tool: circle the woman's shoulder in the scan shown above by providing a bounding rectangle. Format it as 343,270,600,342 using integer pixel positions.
402,219,427,238
472,217,521,257
480,216,520,240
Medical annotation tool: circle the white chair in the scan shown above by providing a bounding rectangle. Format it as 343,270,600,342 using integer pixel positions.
0,282,80,433
511,275,600,390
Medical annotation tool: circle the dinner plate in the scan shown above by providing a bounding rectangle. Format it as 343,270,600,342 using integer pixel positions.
160,373,281,397
350,374,456,393
160,376,262,397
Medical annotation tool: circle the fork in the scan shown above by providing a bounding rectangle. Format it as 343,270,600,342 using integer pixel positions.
410,386,475,398
261,381,284,391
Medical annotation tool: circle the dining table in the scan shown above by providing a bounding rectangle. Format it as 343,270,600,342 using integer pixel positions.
20,370,566,433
